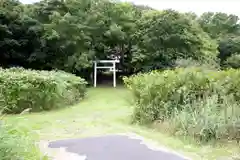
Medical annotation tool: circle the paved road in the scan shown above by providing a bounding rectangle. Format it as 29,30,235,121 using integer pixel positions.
49,135,188,160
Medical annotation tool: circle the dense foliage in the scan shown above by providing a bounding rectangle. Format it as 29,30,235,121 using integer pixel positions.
124,68,240,142
5,0,240,78
0,123,46,160
132,10,218,71
0,68,86,114
197,12,240,67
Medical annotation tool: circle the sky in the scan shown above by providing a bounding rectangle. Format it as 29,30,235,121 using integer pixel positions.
20,0,240,16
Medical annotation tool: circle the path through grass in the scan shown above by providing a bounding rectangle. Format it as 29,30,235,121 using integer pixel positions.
5,87,239,160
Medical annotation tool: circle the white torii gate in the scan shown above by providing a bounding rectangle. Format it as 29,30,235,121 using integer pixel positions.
93,60,120,87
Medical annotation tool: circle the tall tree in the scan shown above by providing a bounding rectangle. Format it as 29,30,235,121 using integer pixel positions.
0,0,44,68
198,12,240,40
131,10,218,72
198,12,240,68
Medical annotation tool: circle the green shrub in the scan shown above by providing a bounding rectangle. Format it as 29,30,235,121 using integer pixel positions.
224,54,240,69
124,67,240,142
0,68,87,114
174,58,220,70
0,123,46,160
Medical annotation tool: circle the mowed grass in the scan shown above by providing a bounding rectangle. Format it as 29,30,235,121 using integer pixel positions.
4,87,240,160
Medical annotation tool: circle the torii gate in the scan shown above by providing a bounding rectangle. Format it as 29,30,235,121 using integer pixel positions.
93,60,120,87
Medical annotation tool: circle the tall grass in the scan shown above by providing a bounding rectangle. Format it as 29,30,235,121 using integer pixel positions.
0,122,47,160
168,96,240,142
124,67,240,143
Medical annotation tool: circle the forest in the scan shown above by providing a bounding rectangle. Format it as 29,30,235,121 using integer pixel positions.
1,0,240,80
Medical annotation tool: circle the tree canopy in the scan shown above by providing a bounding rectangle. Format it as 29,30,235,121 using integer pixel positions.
1,0,240,80
131,10,218,71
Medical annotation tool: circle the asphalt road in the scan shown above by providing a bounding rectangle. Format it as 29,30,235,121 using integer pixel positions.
49,135,188,160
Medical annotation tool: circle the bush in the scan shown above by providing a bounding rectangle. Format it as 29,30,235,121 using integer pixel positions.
174,58,220,70
218,36,240,66
0,123,46,160
124,67,240,142
0,68,87,114
224,54,240,69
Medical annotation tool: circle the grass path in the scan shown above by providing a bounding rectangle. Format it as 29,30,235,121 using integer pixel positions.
5,87,239,160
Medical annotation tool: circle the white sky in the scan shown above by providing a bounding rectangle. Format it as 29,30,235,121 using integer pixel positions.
20,0,240,16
